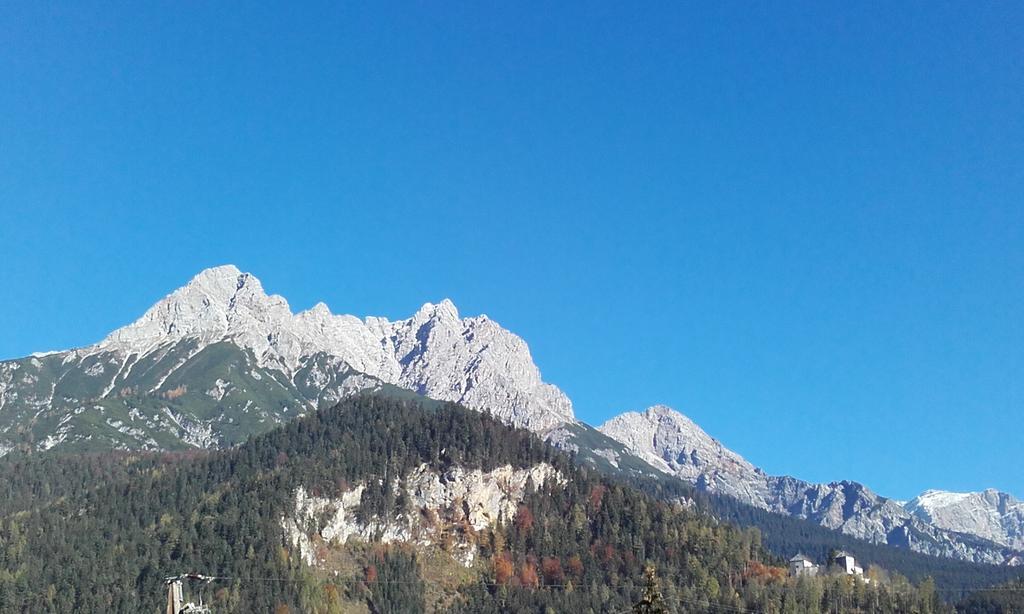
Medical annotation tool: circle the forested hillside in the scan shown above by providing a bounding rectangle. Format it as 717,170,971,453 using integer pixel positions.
956,578,1024,613
0,396,976,612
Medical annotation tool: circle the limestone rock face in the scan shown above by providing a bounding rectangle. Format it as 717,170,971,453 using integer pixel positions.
282,463,564,566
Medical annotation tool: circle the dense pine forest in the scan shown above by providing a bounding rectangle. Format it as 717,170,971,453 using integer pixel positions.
956,578,1024,613
0,395,1013,612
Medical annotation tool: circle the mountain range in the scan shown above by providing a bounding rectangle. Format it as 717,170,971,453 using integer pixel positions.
0,264,1020,566
597,406,1023,565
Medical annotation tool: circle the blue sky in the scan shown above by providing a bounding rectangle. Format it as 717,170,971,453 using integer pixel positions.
1,2,1021,500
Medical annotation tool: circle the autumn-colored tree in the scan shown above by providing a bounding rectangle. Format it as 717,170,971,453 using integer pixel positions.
163,384,188,400
519,561,540,589
365,564,378,584
601,543,616,563
494,553,515,586
567,555,585,579
514,504,534,532
324,584,341,611
589,484,607,509
541,557,565,585
745,561,786,584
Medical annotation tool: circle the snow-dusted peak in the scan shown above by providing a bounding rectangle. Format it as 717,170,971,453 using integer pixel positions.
905,489,1024,552
907,490,974,510
90,266,575,431
907,489,1022,513
904,488,1024,550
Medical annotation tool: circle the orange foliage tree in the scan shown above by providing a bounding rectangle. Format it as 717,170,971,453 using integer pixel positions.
514,505,534,532
519,561,540,589
494,553,515,586
541,557,564,585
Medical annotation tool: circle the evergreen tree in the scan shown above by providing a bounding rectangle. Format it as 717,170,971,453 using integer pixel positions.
633,564,670,614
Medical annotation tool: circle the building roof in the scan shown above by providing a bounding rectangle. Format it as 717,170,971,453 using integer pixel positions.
833,551,854,559
789,554,814,563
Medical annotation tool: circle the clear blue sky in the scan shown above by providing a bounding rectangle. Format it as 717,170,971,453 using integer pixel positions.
1,2,1021,501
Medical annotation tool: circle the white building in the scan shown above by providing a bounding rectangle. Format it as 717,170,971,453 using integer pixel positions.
832,551,864,576
788,554,819,577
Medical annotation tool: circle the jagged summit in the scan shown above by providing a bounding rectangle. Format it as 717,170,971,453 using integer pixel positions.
86,265,574,430
414,298,460,321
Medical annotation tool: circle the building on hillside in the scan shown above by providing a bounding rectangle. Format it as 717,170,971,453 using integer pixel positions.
788,554,819,577
832,551,864,576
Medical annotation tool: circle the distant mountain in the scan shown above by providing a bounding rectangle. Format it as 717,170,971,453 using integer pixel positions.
597,405,1023,565
0,265,574,453
597,405,768,504
906,489,1024,554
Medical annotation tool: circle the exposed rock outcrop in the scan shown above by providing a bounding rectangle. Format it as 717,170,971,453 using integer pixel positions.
282,463,563,566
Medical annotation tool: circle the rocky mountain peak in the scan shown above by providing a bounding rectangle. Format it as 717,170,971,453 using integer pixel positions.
307,301,332,316
641,404,703,430
178,265,278,313
412,299,460,323
95,265,291,358
82,266,574,431
191,263,243,284
598,405,758,483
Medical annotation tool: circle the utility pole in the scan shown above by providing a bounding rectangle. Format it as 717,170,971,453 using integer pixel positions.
165,573,214,614
166,579,183,614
